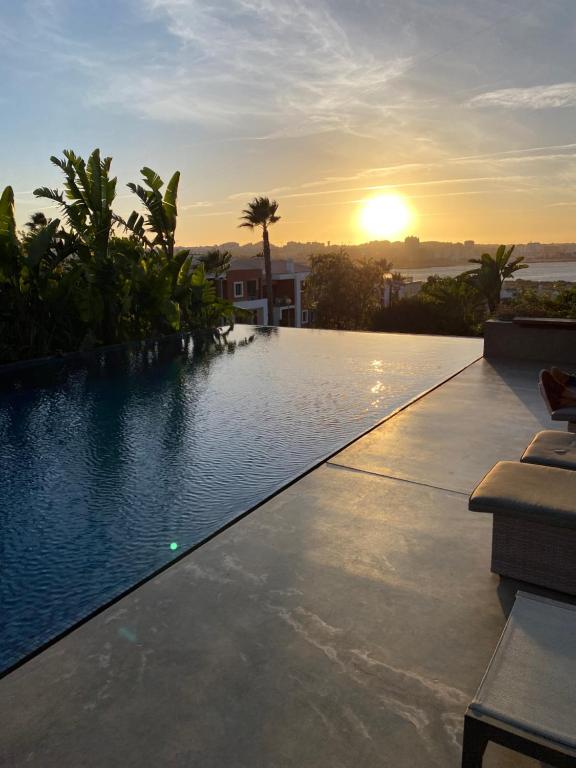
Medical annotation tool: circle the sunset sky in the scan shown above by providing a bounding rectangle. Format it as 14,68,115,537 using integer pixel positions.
2,0,576,246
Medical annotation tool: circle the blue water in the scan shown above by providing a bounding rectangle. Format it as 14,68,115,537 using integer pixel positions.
404,260,576,283
0,327,481,671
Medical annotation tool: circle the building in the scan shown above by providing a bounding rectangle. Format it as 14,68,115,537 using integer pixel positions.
216,258,310,327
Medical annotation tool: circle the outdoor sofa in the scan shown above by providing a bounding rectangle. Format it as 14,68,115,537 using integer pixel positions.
539,370,576,432
469,460,576,595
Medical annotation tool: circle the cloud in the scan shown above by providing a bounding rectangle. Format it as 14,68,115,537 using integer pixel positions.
247,142,576,199
90,0,411,138
180,201,213,210
469,83,576,110
281,175,533,200
228,191,262,201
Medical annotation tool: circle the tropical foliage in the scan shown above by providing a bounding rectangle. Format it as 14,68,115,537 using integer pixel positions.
0,149,233,364
306,251,392,330
239,197,280,326
464,244,527,312
302,243,524,336
495,284,576,320
374,275,485,336
197,248,233,277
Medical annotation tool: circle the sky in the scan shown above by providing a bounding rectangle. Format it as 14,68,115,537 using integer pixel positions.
1,0,576,246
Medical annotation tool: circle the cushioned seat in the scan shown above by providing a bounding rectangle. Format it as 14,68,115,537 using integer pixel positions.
462,592,576,766
551,406,576,423
522,430,576,470
470,592,576,748
469,461,576,529
470,461,576,594
539,370,576,431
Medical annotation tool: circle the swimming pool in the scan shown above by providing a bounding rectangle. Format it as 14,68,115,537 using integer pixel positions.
0,327,481,672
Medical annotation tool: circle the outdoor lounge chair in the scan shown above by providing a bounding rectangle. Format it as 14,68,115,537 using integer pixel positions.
469,461,576,594
462,591,576,767
539,370,576,432
521,430,576,471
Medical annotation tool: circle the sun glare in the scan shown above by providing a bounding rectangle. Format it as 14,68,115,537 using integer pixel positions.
358,194,413,240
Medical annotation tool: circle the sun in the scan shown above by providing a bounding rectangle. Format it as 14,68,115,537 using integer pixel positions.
358,194,413,240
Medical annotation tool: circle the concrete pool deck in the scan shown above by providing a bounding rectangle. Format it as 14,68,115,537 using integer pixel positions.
0,356,565,767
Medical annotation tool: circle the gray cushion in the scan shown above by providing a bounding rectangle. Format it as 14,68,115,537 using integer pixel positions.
522,430,576,470
469,461,576,528
551,407,576,421
470,592,576,750
538,375,576,421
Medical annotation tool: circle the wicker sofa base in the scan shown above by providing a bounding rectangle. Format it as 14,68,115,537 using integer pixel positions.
492,515,576,595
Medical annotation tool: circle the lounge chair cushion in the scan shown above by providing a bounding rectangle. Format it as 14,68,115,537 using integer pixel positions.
469,461,576,529
551,406,576,422
522,430,576,470
469,592,576,749
539,370,576,421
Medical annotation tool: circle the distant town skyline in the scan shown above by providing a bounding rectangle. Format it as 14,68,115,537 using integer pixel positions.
2,1,576,245
182,237,576,273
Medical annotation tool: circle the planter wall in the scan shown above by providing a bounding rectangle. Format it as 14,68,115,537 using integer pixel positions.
484,319,576,364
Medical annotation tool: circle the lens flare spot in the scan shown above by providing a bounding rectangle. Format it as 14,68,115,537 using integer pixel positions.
170,542,179,551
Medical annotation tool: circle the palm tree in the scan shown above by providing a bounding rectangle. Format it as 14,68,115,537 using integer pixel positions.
197,248,232,278
464,244,527,313
239,197,280,326
24,212,48,232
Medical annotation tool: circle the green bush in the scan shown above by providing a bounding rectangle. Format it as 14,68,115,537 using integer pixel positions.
373,275,485,336
496,285,576,320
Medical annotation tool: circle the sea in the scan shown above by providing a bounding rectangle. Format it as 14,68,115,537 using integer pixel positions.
403,261,576,283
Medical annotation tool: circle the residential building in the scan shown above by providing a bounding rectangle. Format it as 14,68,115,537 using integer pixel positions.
216,258,310,327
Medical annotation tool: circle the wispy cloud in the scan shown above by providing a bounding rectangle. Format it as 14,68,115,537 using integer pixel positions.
280,175,534,201
180,201,213,211
228,191,262,201
469,83,576,110
244,142,576,200
90,0,411,138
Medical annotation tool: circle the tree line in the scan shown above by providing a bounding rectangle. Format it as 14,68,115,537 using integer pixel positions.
305,245,535,335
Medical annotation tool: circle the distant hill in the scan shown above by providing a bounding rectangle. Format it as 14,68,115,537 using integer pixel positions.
179,239,576,270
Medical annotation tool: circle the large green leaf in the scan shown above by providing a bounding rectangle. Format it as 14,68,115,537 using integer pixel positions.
25,218,60,270
87,149,103,214
0,186,19,280
0,186,17,245
141,167,164,191
163,171,180,230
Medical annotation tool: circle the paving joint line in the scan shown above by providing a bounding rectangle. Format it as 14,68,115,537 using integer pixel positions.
325,460,469,497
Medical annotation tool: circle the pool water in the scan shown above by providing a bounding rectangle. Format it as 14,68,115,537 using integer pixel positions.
0,327,481,671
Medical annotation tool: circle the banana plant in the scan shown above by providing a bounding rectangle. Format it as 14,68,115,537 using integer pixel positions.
123,168,181,258
464,244,527,313
0,186,19,281
1,151,237,363
197,248,232,278
34,149,117,262
34,149,122,343
177,263,234,345
0,186,81,359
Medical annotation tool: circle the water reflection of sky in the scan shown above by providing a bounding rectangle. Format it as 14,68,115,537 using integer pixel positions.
0,327,481,671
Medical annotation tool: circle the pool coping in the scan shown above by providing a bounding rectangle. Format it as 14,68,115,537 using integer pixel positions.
0,346,483,680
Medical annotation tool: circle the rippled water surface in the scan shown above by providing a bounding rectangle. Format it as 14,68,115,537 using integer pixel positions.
0,327,481,670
